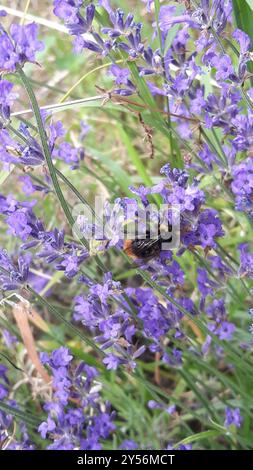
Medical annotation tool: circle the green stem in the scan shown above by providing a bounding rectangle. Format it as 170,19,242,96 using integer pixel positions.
55,168,96,219
17,67,85,245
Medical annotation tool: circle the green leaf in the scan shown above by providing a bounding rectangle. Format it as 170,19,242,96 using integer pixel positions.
86,146,132,196
175,430,222,447
116,124,153,187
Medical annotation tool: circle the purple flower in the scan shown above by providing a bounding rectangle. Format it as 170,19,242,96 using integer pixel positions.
10,23,44,63
168,185,205,213
198,144,220,171
224,407,243,428
233,29,251,54
103,353,121,370
110,65,130,85
0,384,8,400
148,400,176,415
238,244,253,278
0,80,18,122
19,175,48,196
53,141,84,169
0,249,30,290
57,253,79,278
231,158,253,218
51,347,73,367
163,348,182,366
53,1,95,35
159,6,199,34
166,443,192,450
53,0,80,24
166,405,176,415
216,321,235,341
92,412,116,438
208,321,235,341
197,268,219,303
177,444,192,450
0,23,43,71
206,298,226,321
6,210,33,241
148,400,162,410
38,417,56,439
38,350,116,449
101,8,135,37
214,55,234,81
0,124,45,167
2,329,17,348
120,439,138,450
197,209,224,249
147,81,166,96
0,32,18,71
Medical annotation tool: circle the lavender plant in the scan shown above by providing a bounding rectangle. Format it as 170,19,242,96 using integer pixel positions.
0,0,252,450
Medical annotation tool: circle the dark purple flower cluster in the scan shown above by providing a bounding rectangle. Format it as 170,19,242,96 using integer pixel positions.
74,273,143,370
74,269,196,370
0,121,86,170
38,347,116,449
0,22,44,72
0,248,30,291
53,1,95,36
0,194,88,279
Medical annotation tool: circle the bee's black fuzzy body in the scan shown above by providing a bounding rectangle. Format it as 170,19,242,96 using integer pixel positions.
124,237,162,261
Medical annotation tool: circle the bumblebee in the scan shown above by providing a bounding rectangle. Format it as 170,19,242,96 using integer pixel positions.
123,215,173,262
124,236,162,261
